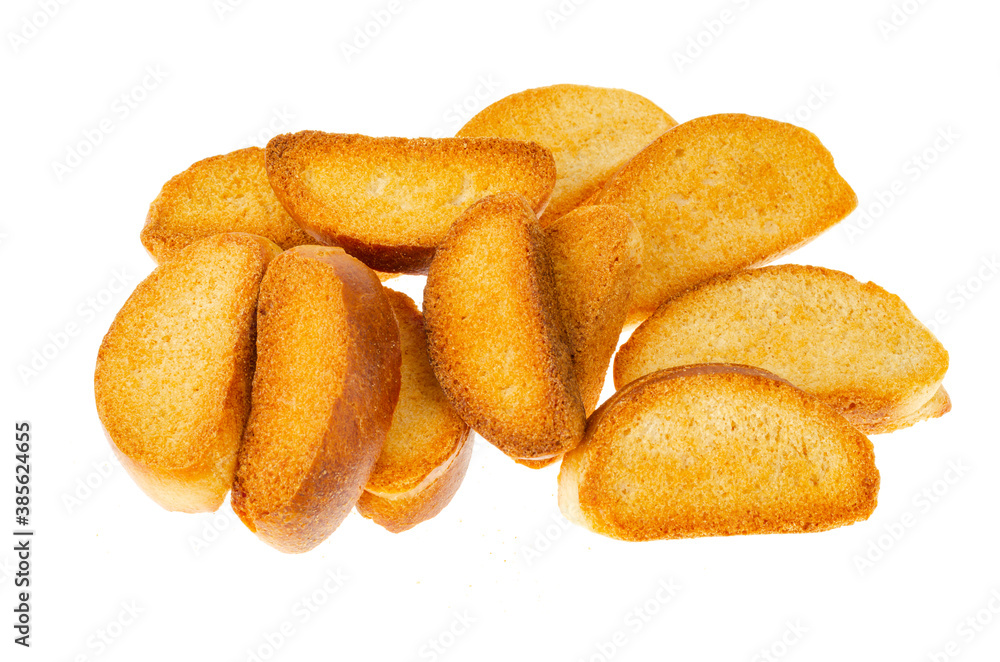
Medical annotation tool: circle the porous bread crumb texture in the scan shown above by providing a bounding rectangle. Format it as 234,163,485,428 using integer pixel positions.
558,365,880,541
94,233,281,513
545,204,643,415
591,114,858,324
231,246,401,553
355,289,473,532
356,427,474,534
423,192,586,463
264,131,557,274
614,264,950,433
457,84,677,225
365,290,472,494
141,147,312,263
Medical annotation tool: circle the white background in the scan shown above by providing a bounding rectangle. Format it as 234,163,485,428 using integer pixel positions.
2,0,999,660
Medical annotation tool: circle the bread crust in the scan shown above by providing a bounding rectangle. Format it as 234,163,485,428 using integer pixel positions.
356,433,474,534
423,192,586,464
231,246,401,553
559,364,880,541
590,114,858,324
614,264,950,434
141,147,313,263
95,233,281,513
545,205,642,415
457,84,676,225
265,131,556,274
356,290,473,533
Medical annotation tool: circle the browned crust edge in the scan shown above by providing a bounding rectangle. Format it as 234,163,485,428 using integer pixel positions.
231,246,401,553
560,363,880,541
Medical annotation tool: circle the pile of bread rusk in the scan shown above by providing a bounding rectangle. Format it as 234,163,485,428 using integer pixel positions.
94,84,950,553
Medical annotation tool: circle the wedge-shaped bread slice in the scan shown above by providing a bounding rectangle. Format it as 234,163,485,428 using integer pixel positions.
265,131,556,274
615,265,950,434
457,84,676,225
424,192,586,465
231,246,401,553
357,290,474,533
590,114,858,323
141,147,313,263
95,233,281,513
546,205,642,415
559,364,880,541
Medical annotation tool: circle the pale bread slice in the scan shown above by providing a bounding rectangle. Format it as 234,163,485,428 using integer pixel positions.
546,205,642,415
94,233,281,513
357,290,473,533
614,265,950,434
423,192,586,465
589,114,858,324
231,246,401,553
558,364,880,541
141,147,312,263
265,131,556,274
457,84,676,225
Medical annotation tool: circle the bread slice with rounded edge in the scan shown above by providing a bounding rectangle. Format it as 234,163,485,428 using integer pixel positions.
457,84,677,225
423,192,586,466
614,264,950,434
545,205,643,415
589,114,858,324
95,232,281,513
356,290,474,533
265,131,556,274
231,245,401,553
141,147,313,263
559,364,880,541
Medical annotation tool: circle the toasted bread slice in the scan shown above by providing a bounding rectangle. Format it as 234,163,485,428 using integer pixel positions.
357,290,474,533
94,233,281,513
141,147,313,263
590,114,857,323
614,265,950,434
457,84,676,225
265,131,556,274
423,192,586,464
559,364,880,541
546,205,643,415
231,246,401,553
